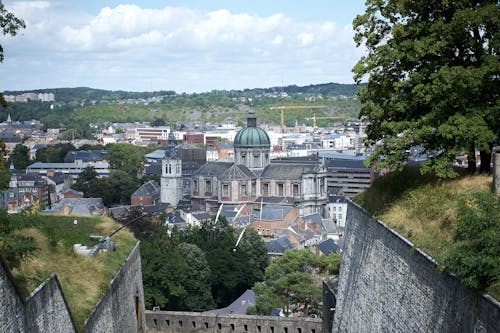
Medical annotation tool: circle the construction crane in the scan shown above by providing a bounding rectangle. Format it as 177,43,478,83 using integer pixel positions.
270,105,327,132
305,113,349,128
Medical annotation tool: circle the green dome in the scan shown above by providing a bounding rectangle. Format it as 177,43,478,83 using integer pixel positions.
234,127,270,148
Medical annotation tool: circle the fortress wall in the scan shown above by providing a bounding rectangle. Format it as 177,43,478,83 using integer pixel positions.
144,311,322,333
24,273,76,333
84,241,146,333
0,258,26,332
333,201,500,333
0,258,76,333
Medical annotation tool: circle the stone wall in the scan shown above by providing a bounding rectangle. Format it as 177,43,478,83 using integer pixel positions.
333,201,500,333
0,258,76,333
1,241,144,333
84,241,146,333
144,311,322,333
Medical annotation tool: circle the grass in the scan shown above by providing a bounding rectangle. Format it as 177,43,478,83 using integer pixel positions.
11,215,136,332
354,166,498,298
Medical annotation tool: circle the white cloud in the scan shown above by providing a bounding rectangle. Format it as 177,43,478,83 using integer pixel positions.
1,1,364,92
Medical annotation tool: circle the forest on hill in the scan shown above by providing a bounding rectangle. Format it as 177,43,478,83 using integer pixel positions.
1,82,360,137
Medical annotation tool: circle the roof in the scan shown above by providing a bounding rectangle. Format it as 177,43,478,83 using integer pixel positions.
327,158,369,170
258,205,294,221
50,198,104,216
27,162,109,169
266,236,295,254
192,212,211,221
302,212,322,225
253,196,295,205
221,164,256,181
328,194,349,204
234,127,270,148
64,150,108,163
261,162,318,180
193,161,233,177
145,149,166,160
132,181,160,197
204,290,255,315
318,238,342,255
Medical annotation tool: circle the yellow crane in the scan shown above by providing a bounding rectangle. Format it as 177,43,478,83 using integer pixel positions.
270,105,327,132
305,113,349,128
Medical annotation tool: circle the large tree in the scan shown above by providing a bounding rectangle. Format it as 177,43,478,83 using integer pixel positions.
353,0,499,177
9,144,30,169
107,143,145,179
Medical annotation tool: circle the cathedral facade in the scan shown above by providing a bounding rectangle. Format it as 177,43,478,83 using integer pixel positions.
191,111,327,215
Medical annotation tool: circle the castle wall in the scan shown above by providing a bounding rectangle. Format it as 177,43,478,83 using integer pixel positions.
84,241,146,333
333,201,500,333
0,258,76,333
144,311,322,333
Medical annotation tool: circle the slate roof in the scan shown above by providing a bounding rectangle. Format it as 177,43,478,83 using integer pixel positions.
145,149,166,160
132,181,160,197
328,194,349,204
193,161,233,177
318,238,342,255
221,164,256,181
266,236,295,254
64,150,109,163
327,158,368,170
253,196,295,205
144,161,162,176
204,290,255,315
261,162,319,180
192,212,212,221
258,205,294,221
302,212,322,225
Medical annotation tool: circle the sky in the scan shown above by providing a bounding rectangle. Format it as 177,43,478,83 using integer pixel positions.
1,0,367,93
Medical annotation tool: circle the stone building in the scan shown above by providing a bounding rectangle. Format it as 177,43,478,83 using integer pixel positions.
192,111,327,215
160,131,183,207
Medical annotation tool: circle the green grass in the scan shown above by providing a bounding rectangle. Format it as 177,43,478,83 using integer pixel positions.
354,166,498,298
10,215,136,332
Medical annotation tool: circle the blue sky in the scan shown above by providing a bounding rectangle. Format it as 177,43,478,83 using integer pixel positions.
1,0,367,93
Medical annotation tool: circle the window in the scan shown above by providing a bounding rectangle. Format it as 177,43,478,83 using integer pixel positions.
253,153,260,165
222,184,229,197
277,183,284,196
293,184,299,196
338,213,342,220
206,180,212,194
263,183,269,196
241,153,247,164
241,184,247,196
193,179,198,192
252,182,256,195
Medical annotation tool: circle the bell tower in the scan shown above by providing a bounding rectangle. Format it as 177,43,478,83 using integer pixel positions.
161,129,183,206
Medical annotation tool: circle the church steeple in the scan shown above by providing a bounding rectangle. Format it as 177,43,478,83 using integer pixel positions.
165,128,177,158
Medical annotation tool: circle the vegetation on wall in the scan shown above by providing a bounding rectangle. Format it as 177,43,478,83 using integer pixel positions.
354,167,499,299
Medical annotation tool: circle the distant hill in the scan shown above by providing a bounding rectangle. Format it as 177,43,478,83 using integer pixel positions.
3,82,358,103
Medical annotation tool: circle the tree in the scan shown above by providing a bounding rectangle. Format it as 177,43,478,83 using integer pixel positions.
107,143,145,179
85,170,138,205
440,192,499,295
9,144,30,169
0,210,37,269
179,218,268,307
0,3,26,107
249,249,340,317
36,143,76,163
353,0,499,177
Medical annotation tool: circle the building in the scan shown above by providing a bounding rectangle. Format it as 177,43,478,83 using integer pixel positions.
325,194,348,228
26,162,110,179
131,181,161,206
0,173,49,213
160,131,183,207
191,111,328,215
326,158,375,197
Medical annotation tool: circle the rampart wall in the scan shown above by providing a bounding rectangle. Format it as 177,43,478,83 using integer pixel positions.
333,201,500,332
1,241,144,333
144,311,322,333
84,241,146,332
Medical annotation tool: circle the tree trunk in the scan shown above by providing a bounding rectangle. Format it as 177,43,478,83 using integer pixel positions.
468,142,477,174
479,143,493,173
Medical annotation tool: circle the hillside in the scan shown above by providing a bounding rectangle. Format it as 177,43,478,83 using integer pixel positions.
354,167,499,299
1,82,360,133
8,215,136,331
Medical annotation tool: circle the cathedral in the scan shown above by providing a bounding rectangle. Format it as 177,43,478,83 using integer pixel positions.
190,110,328,215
